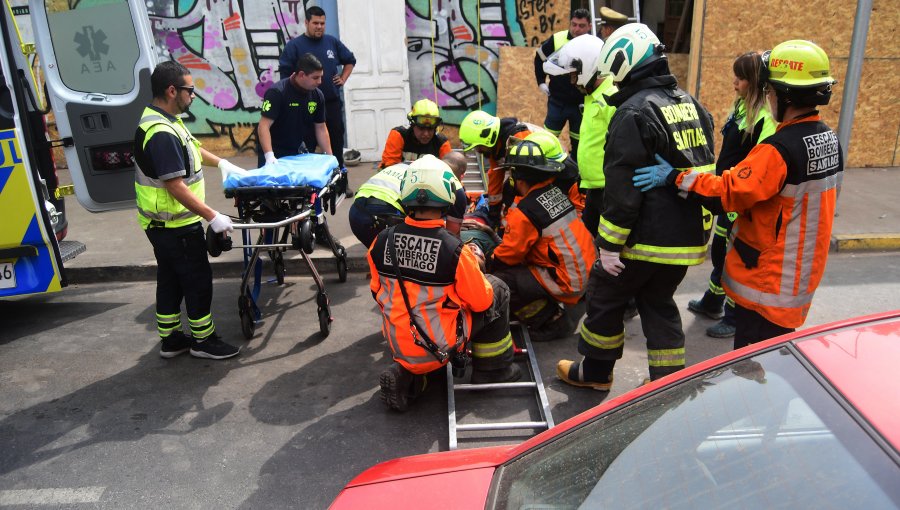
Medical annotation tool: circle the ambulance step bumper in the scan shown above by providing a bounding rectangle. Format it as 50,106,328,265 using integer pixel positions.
59,240,86,262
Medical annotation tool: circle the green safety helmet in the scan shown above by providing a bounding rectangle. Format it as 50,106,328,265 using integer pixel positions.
459,110,500,151
524,131,568,162
763,40,836,91
499,141,564,183
399,155,459,209
408,99,443,128
597,23,663,83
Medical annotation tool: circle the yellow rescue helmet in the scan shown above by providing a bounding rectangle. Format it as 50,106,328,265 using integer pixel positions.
408,99,442,128
764,40,836,90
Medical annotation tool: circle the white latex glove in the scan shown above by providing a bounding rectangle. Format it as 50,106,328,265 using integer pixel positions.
209,212,234,233
538,83,551,96
218,159,249,185
264,151,277,166
599,248,625,276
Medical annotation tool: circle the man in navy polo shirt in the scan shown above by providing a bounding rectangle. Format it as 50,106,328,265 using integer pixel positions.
278,5,355,184
258,53,330,167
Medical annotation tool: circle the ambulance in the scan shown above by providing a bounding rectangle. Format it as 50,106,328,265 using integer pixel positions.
0,0,155,297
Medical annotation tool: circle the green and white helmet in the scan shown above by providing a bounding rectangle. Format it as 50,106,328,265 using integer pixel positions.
597,23,662,82
399,155,459,209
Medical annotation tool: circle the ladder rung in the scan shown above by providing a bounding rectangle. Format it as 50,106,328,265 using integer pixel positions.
456,421,548,432
454,381,537,391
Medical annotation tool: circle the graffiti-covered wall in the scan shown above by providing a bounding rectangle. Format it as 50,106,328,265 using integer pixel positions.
405,0,568,126
146,0,314,151
144,0,568,153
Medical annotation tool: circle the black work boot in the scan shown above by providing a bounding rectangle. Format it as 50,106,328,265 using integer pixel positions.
688,298,724,320
379,364,426,412
470,364,521,384
529,310,574,342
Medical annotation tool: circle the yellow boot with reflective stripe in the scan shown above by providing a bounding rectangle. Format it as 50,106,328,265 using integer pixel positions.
557,359,613,391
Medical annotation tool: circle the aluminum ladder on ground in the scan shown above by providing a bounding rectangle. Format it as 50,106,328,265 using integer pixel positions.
446,321,555,450
457,149,488,194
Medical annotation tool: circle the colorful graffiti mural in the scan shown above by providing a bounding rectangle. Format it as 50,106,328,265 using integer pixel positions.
405,0,524,125
143,0,563,149
146,0,311,146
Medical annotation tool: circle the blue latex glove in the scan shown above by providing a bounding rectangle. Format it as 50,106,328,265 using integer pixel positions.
633,154,675,192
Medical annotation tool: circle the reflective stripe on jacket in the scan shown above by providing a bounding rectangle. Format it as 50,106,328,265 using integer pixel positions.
133,107,204,229
676,114,843,328
379,125,452,168
493,181,597,304
597,73,717,266
356,163,408,212
368,217,494,374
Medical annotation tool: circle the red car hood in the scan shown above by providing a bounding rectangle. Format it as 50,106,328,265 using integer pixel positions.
331,446,513,509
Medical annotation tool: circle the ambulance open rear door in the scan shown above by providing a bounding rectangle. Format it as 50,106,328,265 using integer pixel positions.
28,0,156,212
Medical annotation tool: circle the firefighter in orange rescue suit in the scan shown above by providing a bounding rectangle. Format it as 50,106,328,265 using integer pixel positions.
368,155,520,412
490,141,597,342
379,99,452,168
458,110,534,226
634,39,843,349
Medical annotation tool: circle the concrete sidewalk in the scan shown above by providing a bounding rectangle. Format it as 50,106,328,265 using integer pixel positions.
60,158,900,283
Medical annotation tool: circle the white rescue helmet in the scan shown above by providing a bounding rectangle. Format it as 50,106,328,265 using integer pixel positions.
597,23,663,83
543,34,605,88
399,155,458,209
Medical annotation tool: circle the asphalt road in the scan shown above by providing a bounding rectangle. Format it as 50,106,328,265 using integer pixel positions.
1,251,899,508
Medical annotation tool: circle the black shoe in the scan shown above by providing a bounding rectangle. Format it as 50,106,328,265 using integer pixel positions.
624,304,639,321
190,334,240,360
470,364,521,384
314,226,336,247
529,310,573,342
380,364,423,412
344,187,355,198
160,331,191,358
706,320,736,338
688,299,724,320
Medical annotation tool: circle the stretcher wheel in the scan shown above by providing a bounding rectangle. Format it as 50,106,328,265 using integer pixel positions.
336,248,348,283
318,306,331,337
238,295,255,339
299,219,314,254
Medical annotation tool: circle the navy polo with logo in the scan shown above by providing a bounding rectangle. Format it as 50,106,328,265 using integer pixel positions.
260,78,326,158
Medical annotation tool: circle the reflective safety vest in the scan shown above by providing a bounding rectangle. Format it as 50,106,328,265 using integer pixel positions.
577,76,617,189
368,217,494,374
133,107,204,229
494,181,597,304
356,163,408,212
677,114,843,328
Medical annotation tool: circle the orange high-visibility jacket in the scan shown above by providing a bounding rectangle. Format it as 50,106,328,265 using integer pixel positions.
493,181,597,304
368,217,493,374
676,114,843,328
486,123,532,206
380,125,452,168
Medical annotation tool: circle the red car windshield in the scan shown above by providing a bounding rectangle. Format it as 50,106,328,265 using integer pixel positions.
489,347,900,509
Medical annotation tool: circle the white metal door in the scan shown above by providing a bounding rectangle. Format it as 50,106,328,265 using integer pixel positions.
336,0,410,162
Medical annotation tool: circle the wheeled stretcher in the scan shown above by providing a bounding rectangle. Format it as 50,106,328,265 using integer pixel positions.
215,154,349,338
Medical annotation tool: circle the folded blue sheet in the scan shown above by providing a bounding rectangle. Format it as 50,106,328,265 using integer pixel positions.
224,154,339,190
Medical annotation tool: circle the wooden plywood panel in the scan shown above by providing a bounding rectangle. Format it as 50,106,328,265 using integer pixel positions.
699,0,899,166
668,53,689,91
496,46,574,150
497,46,547,125
519,0,572,47
844,59,900,167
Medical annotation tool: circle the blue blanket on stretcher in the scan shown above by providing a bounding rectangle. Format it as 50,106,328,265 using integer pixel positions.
223,154,339,190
